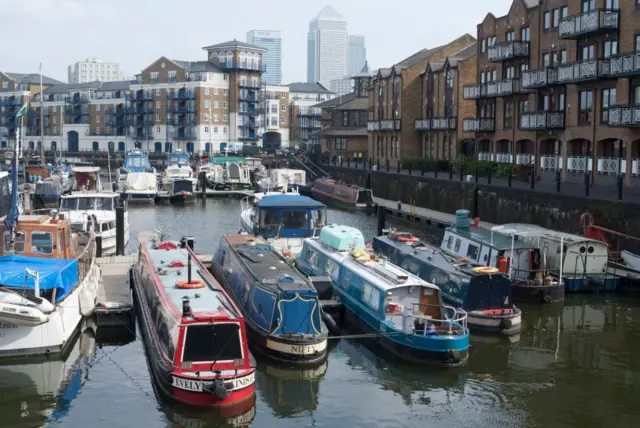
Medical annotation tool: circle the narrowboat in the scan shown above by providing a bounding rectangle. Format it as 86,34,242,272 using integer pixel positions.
211,234,328,364
116,150,157,202
0,144,101,358
442,210,564,304
239,193,327,259
133,232,256,409
296,225,470,367
373,231,521,336
492,223,616,292
311,178,374,212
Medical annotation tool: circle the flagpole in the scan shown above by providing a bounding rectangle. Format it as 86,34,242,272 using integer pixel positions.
39,63,44,165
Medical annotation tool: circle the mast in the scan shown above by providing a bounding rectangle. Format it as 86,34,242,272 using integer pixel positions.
39,63,45,165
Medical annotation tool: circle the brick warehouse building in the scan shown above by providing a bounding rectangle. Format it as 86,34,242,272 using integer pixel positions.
367,33,476,164
463,0,640,185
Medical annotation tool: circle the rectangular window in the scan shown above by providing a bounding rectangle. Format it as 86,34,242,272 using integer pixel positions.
156,88,160,96
601,88,616,123
156,126,160,133
96,116,100,123
454,238,461,253
223,114,228,122
214,88,219,95
204,126,209,133
561,6,568,18
553,9,560,27
520,27,530,41
204,100,210,108
150,72,159,82
213,113,218,122
213,101,219,108
604,40,618,59
222,102,227,109
204,113,210,122
506,31,515,41
481,39,487,53
544,11,551,30
280,117,287,125
95,105,100,111
361,283,380,311
582,0,595,12
504,102,514,129
466,244,479,261
183,324,242,363
156,101,160,108
155,114,160,122
31,231,53,254
543,53,551,67
281,104,286,112
213,126,218,133
223,89,228,96
579,90,593,125
580,45,595,60
606,0,618,8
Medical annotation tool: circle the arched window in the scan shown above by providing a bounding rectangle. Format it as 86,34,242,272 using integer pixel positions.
28,141,35,149
135,141,142,149
154,142,162,153
92,141,99,152
186,142,194,153
164,142,172,153
205,143,211,154
51,141,57,151
37,141,41,149
108,141,115,152
118,141,125,152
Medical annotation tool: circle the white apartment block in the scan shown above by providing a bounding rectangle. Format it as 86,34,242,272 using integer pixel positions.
68,58,123,84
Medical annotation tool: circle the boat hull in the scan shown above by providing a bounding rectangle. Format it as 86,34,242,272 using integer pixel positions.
210,263,328,365
0,262,100,359
311,189,374,213
169,192,195,204
466,310,522,336
123,192,156,202
512,282,565,304
132,267,257,411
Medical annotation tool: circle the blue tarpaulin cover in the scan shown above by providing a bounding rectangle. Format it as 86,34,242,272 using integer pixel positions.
256,195,325,209
0,255,79,302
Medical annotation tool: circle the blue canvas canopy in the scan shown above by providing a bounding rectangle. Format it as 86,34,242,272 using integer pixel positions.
0,255,79,302
256,195,325,209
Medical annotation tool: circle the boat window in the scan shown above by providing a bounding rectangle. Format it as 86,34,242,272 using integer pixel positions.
312,210,327,227
31,231,53,254
356,190,372,203
101,222,110,232
182,324,242,362
307,249,319,267
587,246,594,254
58,230,64,255
15,232,25,253
579,246,586,254
454,238,461,253
362,283,380,310
466,244,479,260
282,210,307,229
342,271,351,287
446,235,453,250
96,197,113,210
61,198,78,210
78,198,95,210
325,259,339,282
259,209,279,227
66,227,71,250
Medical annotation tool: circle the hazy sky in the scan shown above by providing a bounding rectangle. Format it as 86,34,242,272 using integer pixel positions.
0,0,513,84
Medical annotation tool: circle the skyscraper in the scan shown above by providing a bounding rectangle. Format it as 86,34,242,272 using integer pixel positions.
247,30,282,85
347,35,366,77
307,6,348,88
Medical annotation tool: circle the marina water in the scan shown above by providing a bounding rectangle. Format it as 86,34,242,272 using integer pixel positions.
4,200,640,428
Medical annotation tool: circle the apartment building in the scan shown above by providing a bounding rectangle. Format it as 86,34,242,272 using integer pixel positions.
367,33,476,163
314,63,372,158
416,43,478,160
262,84,290,149
68,58,122,84
0,72,64,149
288,82,336,146
463,0,638,184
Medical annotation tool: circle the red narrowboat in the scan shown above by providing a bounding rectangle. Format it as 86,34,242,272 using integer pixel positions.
133,232,256,414
311,178,374,212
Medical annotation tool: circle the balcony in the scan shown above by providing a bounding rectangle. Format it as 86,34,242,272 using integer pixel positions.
604,105,640,127
239,109,257,116
113,107,132,116
239,121,258,128
219,60,266,73
168,91,196,100
133,93,153,102
134,107,154,114
519,112,565,130
463,85,481,100
414,117,456,131
239,83,261,90
239,135,259,141
366,119,401,131
239,93,259,102
482,79,531,97
462,118,495,133
556,59,602,84
558,9,619,40
600,53,640,78
65,96,90,104
521,68,560,90
488,41,530,62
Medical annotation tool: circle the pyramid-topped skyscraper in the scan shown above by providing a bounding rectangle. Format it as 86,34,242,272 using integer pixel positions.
307,6,348,88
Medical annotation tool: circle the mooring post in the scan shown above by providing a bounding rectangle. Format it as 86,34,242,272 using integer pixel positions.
200,171,206,198
96,235,102,258
584,171,590,197
376,204,386,236
115,204,125,256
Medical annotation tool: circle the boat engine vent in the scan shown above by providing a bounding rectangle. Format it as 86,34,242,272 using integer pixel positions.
455,210,471,231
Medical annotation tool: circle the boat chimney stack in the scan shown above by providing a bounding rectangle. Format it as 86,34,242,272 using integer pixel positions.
182,296,192,317
186,236,195,251
180,236,188,249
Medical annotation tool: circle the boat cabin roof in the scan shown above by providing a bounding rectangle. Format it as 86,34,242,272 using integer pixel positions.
492,223,603,246
255,195,325,209
446,225,534,251
225,235,315,292
319,224,366,251
143,235,240,319
0,213,75,259
62,192,118,199
71,166,100,173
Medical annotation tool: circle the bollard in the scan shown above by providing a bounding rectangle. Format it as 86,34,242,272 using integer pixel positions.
340,157,343,167
376,158,380,171
116,204,125,256
617,175,623,200
200,171,206,198
376,204,386,236
397,200,402,211
187,252,192,284
421,165,425,177
584,171,590,197
475,167,479,184
459,164,464,181
556,170,561,193
96,235,103,258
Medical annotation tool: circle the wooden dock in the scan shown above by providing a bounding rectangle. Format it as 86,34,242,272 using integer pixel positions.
95,255,136,327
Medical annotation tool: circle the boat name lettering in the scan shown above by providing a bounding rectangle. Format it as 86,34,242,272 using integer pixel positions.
291,344,320,355
172,376,203,392
0,322,17,328
231,372,255,390
0,307,17,314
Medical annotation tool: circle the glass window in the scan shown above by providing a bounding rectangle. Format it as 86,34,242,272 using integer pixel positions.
61,198,78,210
362,283,380,311
282,210,307,229
182,324,242,362
561,6,568,18
466,244,480,260
446,235,453,249
544,11,551,30
604,40,618,59
454,239,462,253
31,231,53,254
553,9,560,27
325,260,339,282
308,249,319,267
95,198,114,210
520,27,530,41
77,198,95,210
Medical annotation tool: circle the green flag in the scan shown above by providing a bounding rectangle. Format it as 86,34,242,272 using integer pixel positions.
15,102,28,118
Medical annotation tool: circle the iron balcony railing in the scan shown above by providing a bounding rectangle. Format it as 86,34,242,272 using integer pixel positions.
521,68,560,90
219,60,266,73
604,105,640,127
168,91,196,100
600,52,640,78
488,41,530,62
558,9,619,39
366,119,401,131
462,118,495,132
414,117,456,131
462,85,481,100
519,111,565,130
556,59,603,84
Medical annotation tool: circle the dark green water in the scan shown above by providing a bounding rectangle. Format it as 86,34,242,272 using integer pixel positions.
2,200,639,428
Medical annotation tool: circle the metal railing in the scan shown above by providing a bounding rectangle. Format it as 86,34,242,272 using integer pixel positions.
392,303,468,336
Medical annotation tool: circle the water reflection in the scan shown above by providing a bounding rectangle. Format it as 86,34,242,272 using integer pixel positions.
0,320,96,428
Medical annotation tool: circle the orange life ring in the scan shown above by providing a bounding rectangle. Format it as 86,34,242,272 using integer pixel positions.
396,234,419,243
473,266,499,274
176,280,205,289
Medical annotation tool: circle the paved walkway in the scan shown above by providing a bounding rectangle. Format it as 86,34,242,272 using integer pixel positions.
320,160,637,203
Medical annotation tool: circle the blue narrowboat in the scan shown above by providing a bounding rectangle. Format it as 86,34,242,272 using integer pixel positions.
296,225,470,367
373,231,521,336
211,234,328,364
